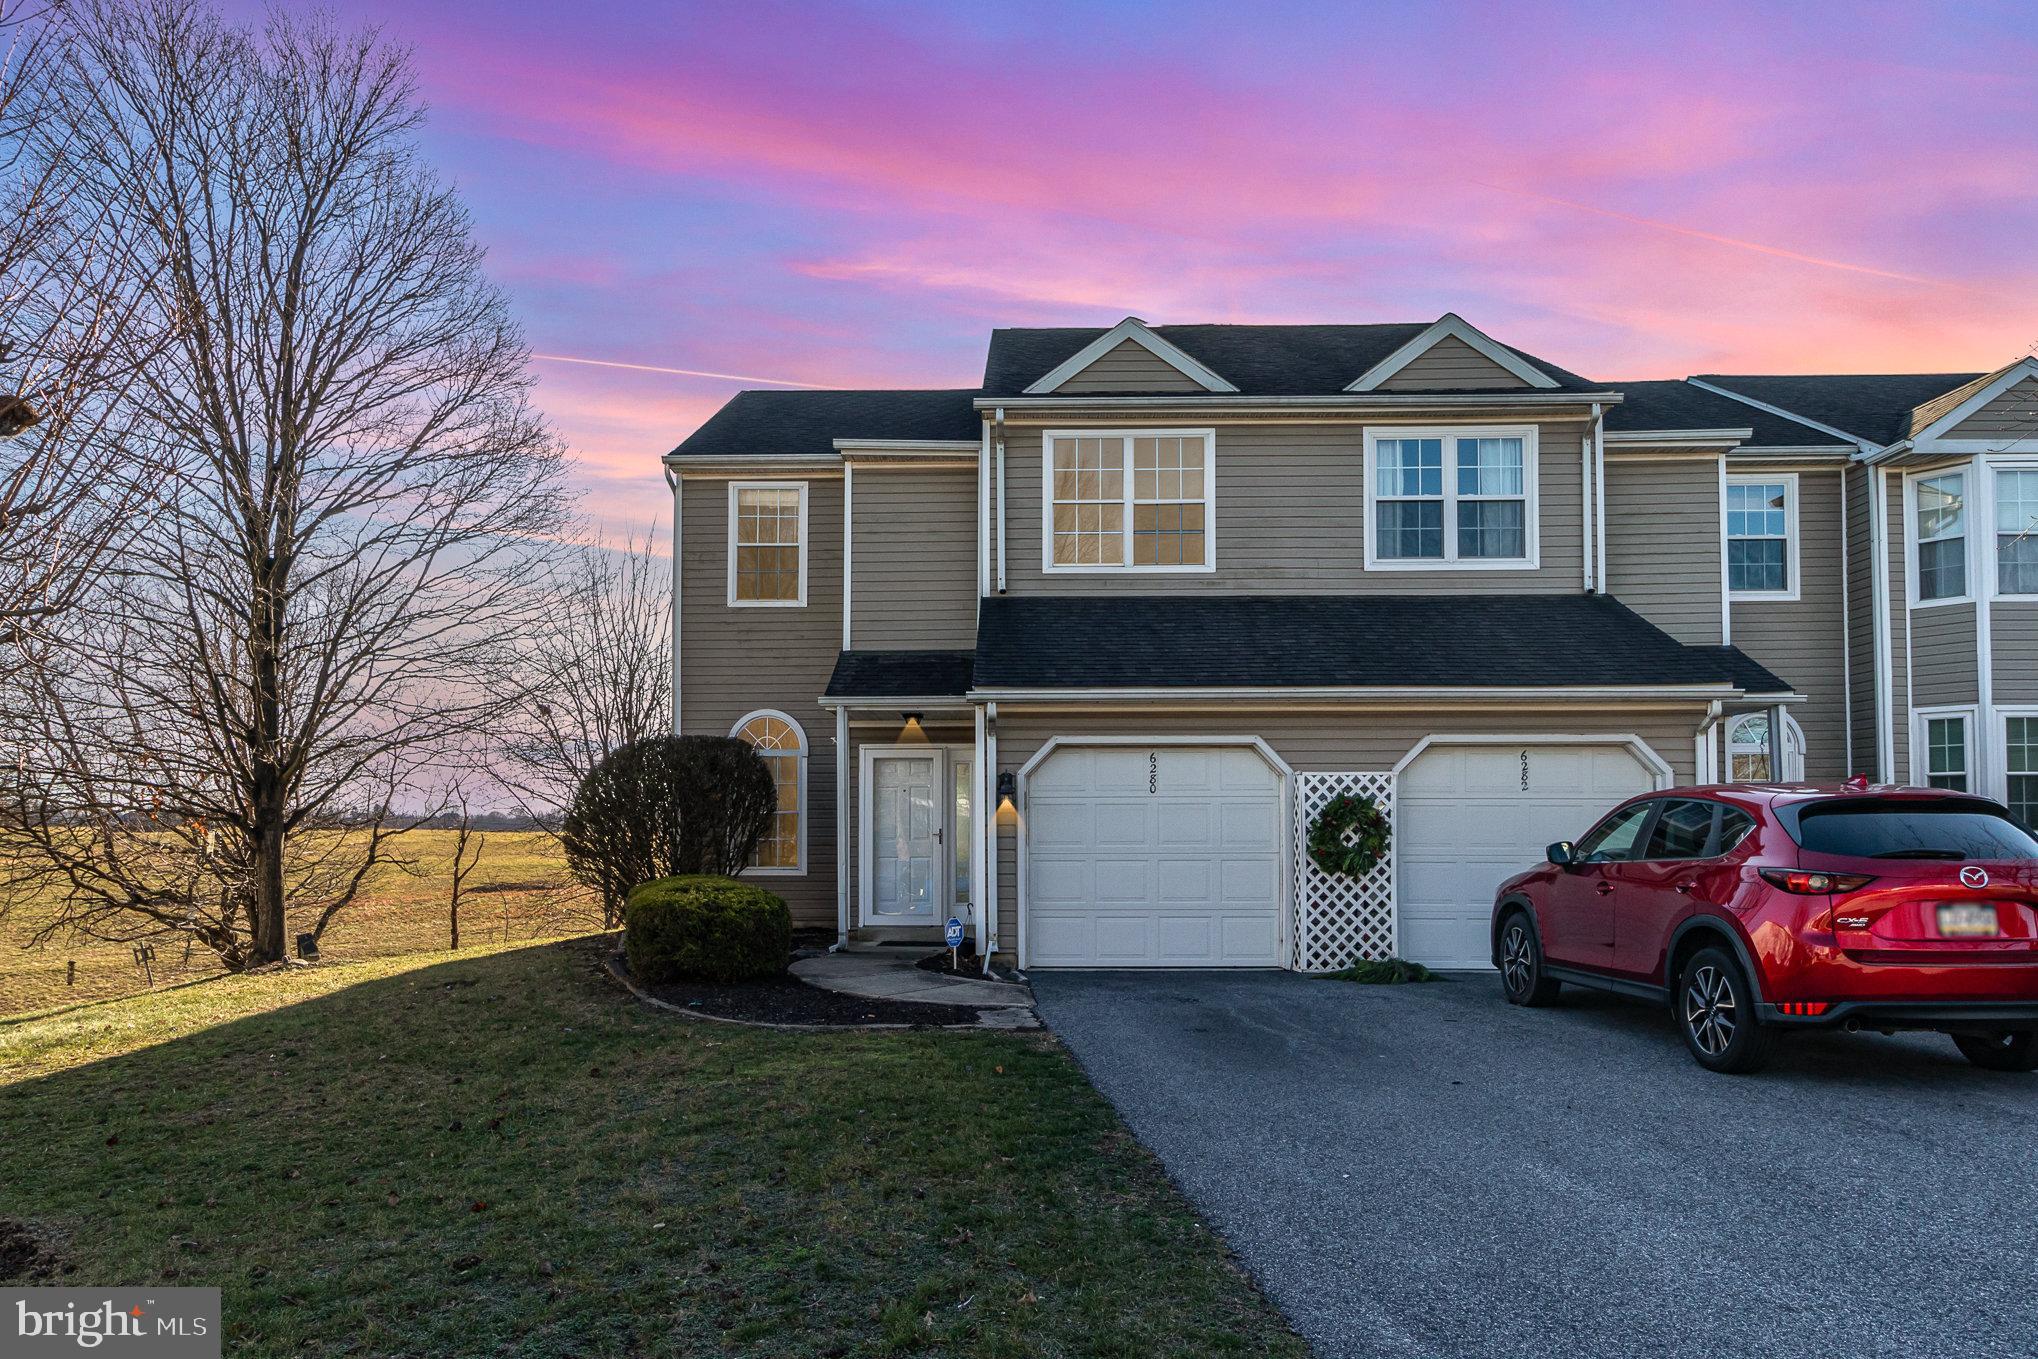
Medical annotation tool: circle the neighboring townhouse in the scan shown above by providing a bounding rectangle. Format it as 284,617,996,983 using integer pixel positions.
663,314,2038,973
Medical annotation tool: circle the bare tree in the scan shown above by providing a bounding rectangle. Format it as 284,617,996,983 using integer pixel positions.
0,0,568,969
447,796,484,951
498,528,672,815
0,2,166,675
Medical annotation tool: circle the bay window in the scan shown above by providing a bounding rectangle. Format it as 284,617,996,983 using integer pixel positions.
1913,472,1967,603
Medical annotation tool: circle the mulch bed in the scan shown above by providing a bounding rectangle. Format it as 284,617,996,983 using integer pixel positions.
621,956,987,1028
914,947,1023,984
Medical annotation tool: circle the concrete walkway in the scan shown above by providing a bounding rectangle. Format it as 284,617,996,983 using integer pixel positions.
791,950,1035,1015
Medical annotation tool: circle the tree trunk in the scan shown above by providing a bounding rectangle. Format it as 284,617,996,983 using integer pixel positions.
247,553,287,966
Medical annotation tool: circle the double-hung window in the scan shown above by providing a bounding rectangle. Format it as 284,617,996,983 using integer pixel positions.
1043,430,1214,571
1726,476,1797,598
728,482,807,605
1913,472,1967,603
2007,716,2038,826
1366,426,1537,568
1919,711,1970,791
1997,468,2038,596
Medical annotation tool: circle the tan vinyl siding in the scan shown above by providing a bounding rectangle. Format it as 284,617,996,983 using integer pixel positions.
1845,466,1879,776
1994,602,2038,703
1943,377,2038,439
1732,468,1848,779
1603,455,1723,645
1001,420,1586,594
1376,335,1530,391
1053,339,1205,394
989,705,1707,949
1909,604,1978,706
680,475,843,925
849,465,978,649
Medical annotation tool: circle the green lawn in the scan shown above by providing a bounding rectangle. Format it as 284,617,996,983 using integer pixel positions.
0,936,1305,1358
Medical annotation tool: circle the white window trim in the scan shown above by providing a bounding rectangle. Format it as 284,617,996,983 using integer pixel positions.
1905,467,1972,609
1362,424,1541,571
1995,706,2038,821
858,743,975,926
1912,704,1977,792
1726,472,1800,602
1039,428,1218,575
1989,456,2038,602
731,709,807,875
726,480,809,608
1725,713,1775,783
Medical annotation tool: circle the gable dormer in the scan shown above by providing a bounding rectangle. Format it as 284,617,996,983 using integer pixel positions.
1346,313,1559,393
1023,316,1238,395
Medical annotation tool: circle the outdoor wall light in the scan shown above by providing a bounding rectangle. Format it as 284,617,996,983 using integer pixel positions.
996,771,1016,807
900,711,923,724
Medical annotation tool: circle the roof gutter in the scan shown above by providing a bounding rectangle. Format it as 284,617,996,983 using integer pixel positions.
965,683,1757,704
972,392,1623,412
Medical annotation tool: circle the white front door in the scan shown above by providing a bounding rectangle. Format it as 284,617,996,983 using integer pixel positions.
1397,741,1657,969
860,746,973,926
1025,744,1284,968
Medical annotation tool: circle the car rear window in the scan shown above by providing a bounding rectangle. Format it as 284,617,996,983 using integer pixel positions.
1793,799,2038,860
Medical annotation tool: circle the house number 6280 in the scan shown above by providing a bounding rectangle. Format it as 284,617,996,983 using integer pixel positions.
1149,752,1159,795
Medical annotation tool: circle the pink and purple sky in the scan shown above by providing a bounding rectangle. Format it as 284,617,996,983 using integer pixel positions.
324,0,2037,535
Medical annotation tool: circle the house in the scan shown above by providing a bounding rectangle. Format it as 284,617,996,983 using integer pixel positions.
663,314,2038,972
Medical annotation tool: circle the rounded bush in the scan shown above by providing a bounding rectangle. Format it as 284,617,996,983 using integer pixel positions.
624,874,791,984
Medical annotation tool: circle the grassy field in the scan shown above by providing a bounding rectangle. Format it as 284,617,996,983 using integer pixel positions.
0,830,598,1017
0,935,1304,1358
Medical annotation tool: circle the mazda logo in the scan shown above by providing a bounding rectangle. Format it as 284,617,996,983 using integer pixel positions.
1960,866,1990,889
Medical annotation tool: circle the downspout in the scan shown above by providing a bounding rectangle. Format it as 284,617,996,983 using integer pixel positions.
834,705,850,951
1871,464,1894,782
665,464,682,735
994,407,1008,593
1839,466,1853,776
982,700,999,974
1593,406,1608,595
977,419,991,596
1974,452,1995,798
1696,700,1722,783
842,461,854,650
972,703,989,970
1717,454,1732,645
1582,404,1599,591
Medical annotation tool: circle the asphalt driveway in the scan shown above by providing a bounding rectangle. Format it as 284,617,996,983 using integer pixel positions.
1031,969,2038,1359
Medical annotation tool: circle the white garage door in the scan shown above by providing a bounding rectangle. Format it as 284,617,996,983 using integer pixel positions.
1397,742,1657,969
1027,745,1284,968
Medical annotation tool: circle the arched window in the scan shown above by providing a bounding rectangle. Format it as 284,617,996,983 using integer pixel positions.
732,711,805,872
1727,713,1805,783
1727,714,1772,783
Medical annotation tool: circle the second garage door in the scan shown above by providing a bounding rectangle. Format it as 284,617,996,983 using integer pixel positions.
1026,745,1284,968
1397,742,1658,969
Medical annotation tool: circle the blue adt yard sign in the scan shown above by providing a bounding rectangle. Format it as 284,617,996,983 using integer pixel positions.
945,917,964,948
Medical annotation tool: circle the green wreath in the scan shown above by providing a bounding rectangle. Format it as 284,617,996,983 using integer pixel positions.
1307,793,1391,878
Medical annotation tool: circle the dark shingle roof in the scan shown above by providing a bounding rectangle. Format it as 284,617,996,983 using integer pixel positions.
1604,380,1847,449
824,650,974,700
972,594,1789,692
1692,373,1983,447
669,389,980,460
981,324,1606,397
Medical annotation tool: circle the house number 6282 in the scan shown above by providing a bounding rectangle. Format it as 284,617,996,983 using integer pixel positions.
1149,752,1159,795
1520,749,1530,792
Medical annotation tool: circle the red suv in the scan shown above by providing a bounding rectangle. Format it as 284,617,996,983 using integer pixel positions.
1490,785,2038,1073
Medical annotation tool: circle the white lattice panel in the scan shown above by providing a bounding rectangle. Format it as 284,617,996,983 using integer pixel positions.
1292,772,1396,971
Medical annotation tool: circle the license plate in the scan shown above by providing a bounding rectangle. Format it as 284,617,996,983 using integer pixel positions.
1938,903,2001,938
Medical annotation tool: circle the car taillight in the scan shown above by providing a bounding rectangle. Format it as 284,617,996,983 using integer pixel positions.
1759,869,1876,895
1776,1001,1831,1017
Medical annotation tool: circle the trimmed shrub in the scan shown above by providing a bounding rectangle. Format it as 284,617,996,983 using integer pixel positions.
625,874,791,984
562,735,779,926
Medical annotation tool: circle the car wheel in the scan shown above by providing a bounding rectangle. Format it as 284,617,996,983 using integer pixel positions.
1952,1030,2038,1073
1677,947,1775,1074
1498,910,1560,1007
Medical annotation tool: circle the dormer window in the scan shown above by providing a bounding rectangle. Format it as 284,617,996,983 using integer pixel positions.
1042,429,1215,572
1363,425,1539,569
